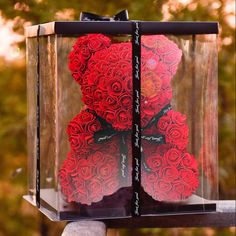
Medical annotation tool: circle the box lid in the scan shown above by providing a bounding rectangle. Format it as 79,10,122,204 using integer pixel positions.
25,21,219,37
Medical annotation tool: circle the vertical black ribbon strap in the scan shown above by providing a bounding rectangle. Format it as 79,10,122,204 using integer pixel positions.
131,21,141,217
36,25,41,208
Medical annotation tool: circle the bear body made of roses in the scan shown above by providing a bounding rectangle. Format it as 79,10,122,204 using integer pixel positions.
59,34,199,205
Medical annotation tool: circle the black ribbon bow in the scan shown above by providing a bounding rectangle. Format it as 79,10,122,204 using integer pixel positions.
80,10,129,21
87,103,172,185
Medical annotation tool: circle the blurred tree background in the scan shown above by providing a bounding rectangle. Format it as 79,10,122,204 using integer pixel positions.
0,0,235,235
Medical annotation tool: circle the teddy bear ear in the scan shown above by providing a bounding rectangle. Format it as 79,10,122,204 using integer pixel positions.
142,35,182,76
68,34,111,85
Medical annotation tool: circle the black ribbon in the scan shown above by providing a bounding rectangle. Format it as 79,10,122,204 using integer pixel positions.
80,10,129,21
131,21,141,217
36,25,41,208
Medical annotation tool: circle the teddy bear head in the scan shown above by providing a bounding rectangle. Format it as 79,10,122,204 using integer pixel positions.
68,34,182,131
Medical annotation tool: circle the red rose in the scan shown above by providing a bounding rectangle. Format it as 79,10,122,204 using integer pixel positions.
102,95,119,110
161,86,172,100
87,177,103,202
171,180,195,200
165,191,181,201
146,154,165,171
61,184,74,202
67,121,83,136
61,154,78,174
107,79,123,95
179,169,199,189
142,172,156,194
68,53,86,82
90,151,105,164
103,177,119,195
81,84,96,100
74,109,96,124
59,166,72,188
86,34,111,52
85,71,101,86
142,171,158,183
74,177,86,194
72,190,88,205
164,148,182,166
80,45,91,59
77,158,95,180
168,110,187,125
141,71,162,98
96,154,118,180
181,152,198,170
85,120,101,133
114,108,132,130
154,180,172,193
159,165,179,181
94,89,103,100
82,94,94,107
156,62,169,76
165,123,188,150
172,181,186,195
104,110,116,124
69,134,92,153
156,143,175,156
157,115,172,132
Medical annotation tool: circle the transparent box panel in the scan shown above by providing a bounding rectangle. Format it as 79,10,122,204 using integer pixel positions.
26,37,37,200
38,35,58,215
56,34,133,219
140,34,218,215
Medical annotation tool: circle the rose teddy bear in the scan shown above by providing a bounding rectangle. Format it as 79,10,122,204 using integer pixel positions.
59,34,199,205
